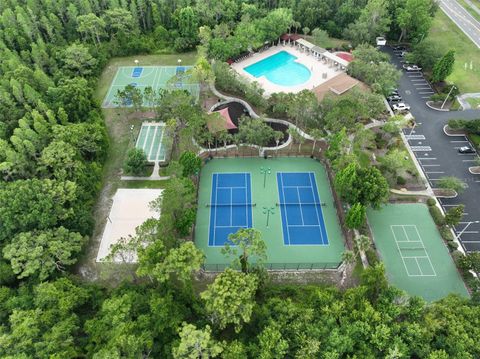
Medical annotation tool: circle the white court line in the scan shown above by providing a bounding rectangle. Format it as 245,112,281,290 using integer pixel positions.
296,187,305,226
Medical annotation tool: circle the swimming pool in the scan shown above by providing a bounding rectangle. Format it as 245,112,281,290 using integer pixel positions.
244,51,311,86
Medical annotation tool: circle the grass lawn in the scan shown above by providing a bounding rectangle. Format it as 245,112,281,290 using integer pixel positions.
429,10,480,93
467,97,480,108
305,35,349,49
118,179,170,189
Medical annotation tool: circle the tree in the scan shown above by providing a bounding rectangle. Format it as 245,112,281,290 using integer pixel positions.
406,39,442,72
438,176,465,193
355,234,371,253
344,0,391,46
123,148,148,175
61,43,98,76
173,323,222,359
309,128,323,155
0,179,77,243
397,0,434,43
445,205,464,226
312,28,330,47
222,228,267,272
257,322,289,359
3,227,85,280
335,163,389,208
103,8,135,40
179,151,201,177
380,148,411,177
115,84,143,110
432,50,455,83
76,13,105,45
342,250,356,266
346,203,366,229
201,268,258,332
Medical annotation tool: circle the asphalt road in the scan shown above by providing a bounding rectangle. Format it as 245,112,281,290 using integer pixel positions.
438,0,480,48
386,46,480,252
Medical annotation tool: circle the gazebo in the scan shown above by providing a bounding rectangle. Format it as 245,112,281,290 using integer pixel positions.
296,38,315,53
280,33,301,45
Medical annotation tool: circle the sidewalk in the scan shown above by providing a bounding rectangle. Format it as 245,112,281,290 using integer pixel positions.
457,93,480,110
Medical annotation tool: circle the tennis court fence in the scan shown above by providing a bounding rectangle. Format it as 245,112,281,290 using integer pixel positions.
202,262,342,272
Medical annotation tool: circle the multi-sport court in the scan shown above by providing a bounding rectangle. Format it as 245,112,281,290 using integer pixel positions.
135,122,167,162
102,66,200,107
196,157,344,269
367,204,469,301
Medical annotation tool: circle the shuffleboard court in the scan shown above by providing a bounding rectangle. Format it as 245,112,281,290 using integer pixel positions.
103,66,200,108
195,158,345,270
208,173,253,246
367,204,469,301
135,122,167,162
277,172,328,245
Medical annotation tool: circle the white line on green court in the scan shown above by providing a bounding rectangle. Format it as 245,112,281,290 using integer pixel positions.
155,125,166,161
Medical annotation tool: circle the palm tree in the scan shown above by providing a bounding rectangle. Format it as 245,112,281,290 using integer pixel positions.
274,131,283,157
309,129,323,156
342,250,356,266
219,131,232,156
355,235,371,254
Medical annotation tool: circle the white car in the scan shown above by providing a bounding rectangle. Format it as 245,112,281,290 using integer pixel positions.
403,64,422,71
392,103,411,112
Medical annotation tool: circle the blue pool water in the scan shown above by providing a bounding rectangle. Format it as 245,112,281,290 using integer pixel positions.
244,51,311,86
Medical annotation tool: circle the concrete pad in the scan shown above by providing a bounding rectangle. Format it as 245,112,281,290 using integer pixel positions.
96,188,163,263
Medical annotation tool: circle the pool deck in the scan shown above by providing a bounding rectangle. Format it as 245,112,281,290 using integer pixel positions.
231,45,343,95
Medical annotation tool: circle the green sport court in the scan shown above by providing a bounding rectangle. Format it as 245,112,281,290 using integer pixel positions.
195,157,345,270
135,122,167,162
102,66,200,108
367,204,469,301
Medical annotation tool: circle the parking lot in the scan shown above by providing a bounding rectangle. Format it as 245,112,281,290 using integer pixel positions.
385,46,480,252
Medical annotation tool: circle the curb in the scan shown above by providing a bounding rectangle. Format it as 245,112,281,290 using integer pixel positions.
432,189,458,198
469,166,480,174
426,101,449,112
443,125,466,137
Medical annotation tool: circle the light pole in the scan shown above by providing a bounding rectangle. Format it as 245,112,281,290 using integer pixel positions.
130,124,135,143
260,166,271,188
263,206,275,228
456,220,480,241
134,59,139,66
441,85,456,109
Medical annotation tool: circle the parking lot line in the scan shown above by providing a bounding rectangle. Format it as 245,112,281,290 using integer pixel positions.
411,79,427,82
421,96,431,99
419,158,437,160
425,171,445,174
419,91,435,94
458,153,477,156
416,87,432,90
422,164,440,167
462,159,477,162
450,140,468,143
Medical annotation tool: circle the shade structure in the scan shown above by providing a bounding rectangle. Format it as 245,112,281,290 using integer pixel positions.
207,107,237,133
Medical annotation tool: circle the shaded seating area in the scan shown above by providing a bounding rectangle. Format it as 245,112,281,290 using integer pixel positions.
207,107,238,133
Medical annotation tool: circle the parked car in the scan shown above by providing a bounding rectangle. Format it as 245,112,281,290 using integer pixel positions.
398,51,407,57
388,89,400,96
403,64,422,71
392,102,411,112
392,45,407,51
458,146,476,154
387,95,402,102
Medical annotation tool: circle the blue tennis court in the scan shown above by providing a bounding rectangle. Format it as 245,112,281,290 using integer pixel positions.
132,67,143,77
277,172,329,245
208,173,253,246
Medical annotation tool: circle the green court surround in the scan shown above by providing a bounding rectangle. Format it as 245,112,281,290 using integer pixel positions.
195,157,345,270
367,204,469,301
102,66,200,107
